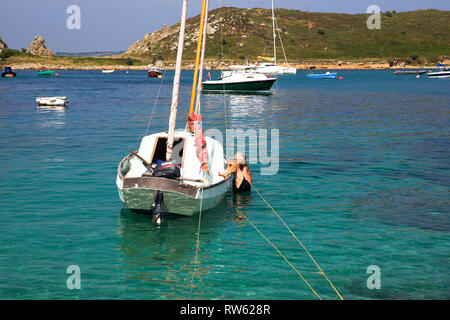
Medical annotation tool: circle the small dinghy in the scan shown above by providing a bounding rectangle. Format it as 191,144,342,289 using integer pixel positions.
102,69,115,74
36,96,69,107
148,67,162,78
427,64,450,78
394,70,426,75
1,66,16,78
37,70,55,76
307,71,337,79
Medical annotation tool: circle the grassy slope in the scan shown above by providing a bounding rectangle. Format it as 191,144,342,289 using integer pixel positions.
1,8,449,67
126,7,450,63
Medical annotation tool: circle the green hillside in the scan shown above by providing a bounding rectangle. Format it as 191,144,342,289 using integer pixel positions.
125,7,450,63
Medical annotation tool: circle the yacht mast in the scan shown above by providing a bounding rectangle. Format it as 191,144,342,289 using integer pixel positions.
271,0,277,66
189,0,208,115
166,0,188,161
195,0,209,115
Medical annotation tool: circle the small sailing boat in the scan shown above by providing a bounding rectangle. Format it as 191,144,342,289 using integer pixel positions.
202,66,276,92
37,70,55,76
307,71,337,79
101,69,115,74
148,67,163,78
1,66,16,77
427,64,450,78
234,0,296,75
116,0,231,222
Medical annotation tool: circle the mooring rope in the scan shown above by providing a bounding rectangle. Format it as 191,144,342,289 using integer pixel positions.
229,200,322,299
191,187,204,291
252,185,344,300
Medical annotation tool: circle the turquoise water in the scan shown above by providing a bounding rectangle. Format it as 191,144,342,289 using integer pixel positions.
0,70,448,299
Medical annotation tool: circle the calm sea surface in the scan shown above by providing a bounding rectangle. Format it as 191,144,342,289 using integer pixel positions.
0,70,448,299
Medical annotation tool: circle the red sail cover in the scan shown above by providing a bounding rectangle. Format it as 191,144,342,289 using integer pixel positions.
187,113,208,172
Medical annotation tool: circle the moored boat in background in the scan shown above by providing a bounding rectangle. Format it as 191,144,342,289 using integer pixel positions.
37,70,55,76
148,67,163,78
427,64,450,78
1,66,16,77
101,69,115,74
36,96,69,107
394,70,426,75
202,66,277,92
307,71,337,79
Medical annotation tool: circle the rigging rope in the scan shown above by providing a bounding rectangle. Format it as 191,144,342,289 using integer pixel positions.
252,186,344,300
219,1,228,130
144,70,166,136
274,19,289,64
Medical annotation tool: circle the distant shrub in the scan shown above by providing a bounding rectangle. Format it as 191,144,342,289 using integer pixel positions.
221,39,227,46
0,49,14,59
385,11,393,17
410,54,419,62
126,57,133,65
21,48,26,53
317,30,325,35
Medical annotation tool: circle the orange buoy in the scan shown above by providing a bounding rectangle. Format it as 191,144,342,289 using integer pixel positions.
338,76,344,79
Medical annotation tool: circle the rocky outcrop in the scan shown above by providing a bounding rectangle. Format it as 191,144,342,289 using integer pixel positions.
27,36,54,56
125,24,179,55
0,36,7,49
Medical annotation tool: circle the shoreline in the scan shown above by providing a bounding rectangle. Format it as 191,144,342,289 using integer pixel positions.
6,62,443,71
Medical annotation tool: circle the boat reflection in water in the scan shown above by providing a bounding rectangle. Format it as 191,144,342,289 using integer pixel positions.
117,197,231,298
36,105,67,129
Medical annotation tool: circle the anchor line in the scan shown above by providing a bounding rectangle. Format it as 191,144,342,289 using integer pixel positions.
229,200,322,300
252,185,344,300
191,187,204,291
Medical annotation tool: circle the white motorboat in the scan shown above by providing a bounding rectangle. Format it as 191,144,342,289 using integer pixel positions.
36,96,69,107
116,0,231,222
101,69,115,74
427,64,450,78
202,66,277,92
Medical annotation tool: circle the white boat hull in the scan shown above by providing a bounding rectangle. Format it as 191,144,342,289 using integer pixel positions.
255,65,297,75
116,174,230,216
116,130,231,216
427,71,450,78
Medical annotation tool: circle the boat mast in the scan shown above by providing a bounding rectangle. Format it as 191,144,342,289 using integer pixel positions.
189,0,208,115
166,0,188,161
271,0,277,66
194,0,209,115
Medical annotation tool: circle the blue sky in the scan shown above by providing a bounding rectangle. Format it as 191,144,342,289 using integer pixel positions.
1,0,449,52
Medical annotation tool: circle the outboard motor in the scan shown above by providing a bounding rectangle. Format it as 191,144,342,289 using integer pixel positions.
151,161,181,224
152,190,164,224
152,161,181,179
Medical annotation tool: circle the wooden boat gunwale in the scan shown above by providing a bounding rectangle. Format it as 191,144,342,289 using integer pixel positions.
118,152,231,195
